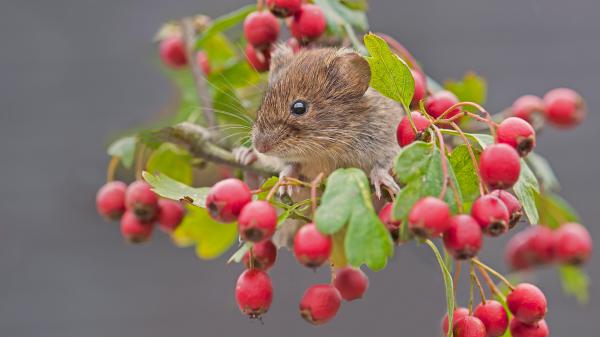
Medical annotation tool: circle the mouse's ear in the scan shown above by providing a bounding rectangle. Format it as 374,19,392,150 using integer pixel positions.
331,49,371,96
269,44,294,83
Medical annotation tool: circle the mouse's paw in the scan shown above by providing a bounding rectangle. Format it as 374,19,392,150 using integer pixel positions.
370,168,400,199
233,147,258,166
278,164,301,197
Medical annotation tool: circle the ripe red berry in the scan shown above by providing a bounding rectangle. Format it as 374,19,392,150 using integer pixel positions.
471,194,510,236
507,283,547,324
553,222,592,265
543,88,585,128
497,117,536,157
159,36,187,68
425,90,461,119
293,223,332,268
333,267,369,301
408,197,451,238
490,190,522,228
509,319,549,337
243,11,280,50
120,211,153,243
266,0,302,17
511,95,544,123
196,51,211,76
245,44,271,72
479,144,521,189
238,201,278,243
125,181,159,222
157,199,185,233
411,70,427,106
396,111,431,147
505,231,535,271
378,202,402,243
205,178,252,223
299,284,342,325
474,300,509,337
235,269,273,318
243,240,277,271
525,226,555,264
290,4,327,43
443,215,483,260
453,316,487,337
96,181,127,220
442,307,470,336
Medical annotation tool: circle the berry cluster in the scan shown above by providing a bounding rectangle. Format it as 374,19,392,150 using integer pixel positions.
159,35,211,75
96,180,185,242
510,88,585,128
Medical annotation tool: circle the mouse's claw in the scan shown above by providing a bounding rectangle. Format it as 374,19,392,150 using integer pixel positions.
278,164,301,197
233,147,258,166
370,168,400,199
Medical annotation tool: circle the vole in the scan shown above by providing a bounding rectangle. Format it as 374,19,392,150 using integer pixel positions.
235,45,404,197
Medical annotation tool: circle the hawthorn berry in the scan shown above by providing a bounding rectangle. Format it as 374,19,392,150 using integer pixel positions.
553,222,592,265
235,269,273,318
490,190,522,228
266,0,302,17
543,88,585,128
525,226,555,264
442,307,470,336
396,111,431,147
196,51,211,76
453,316,487,337
120,211,153,243
290,4,327,43
411,70,427,106
511,95,544,123
125,180,159,222
507,283,547,324
425,90,461,119
479,144,521,189
245,44,271,72
443,214,483,260
157,199,185,233
238,201,278,243
96,181,127,220
243,11,280,50
333,267,369,301
205,178,252,223
243,240,277,271
378,202,401,243
509,319,549,337
299,284,342,325
293,223,332,268
159,36,187,68
496,117,536,157
408,197,451,238
474,300,509,337
471,194,510,236
505,231,535,271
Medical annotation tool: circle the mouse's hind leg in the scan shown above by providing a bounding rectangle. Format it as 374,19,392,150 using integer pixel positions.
370,167,400,199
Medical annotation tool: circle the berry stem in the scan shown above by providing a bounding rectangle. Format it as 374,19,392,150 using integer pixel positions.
450,122,486,196
310,173,324,219
106,156,120,183
134,143,146,181
476,265,506,302
453,260,462,291
248,246,255,269
256,0,264,11
431,125,449,200
470,261,487,304
468,262,475,313
472,258,515,291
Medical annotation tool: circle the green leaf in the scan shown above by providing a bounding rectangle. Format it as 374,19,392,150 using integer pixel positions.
201,33,236,70
143,171,209,208
208,61,262,90
449,145,481,210
364,33,414,109
227,242,252,264
526,152,560,192
146,144,193,185
439,129,494,149
513,160,540,224
107,136,137,169
315,168,393,271
341,0,368,10
162,68,200,123
255,176,279,200
559,265,589,304
444,71,487,110
535,192,580,229
195,4,257,50
314,0,369,33
395,141,434,182
425,240,455,337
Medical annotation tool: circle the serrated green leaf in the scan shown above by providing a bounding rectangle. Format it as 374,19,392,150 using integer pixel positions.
513,160,540,224
143,171,209,208
439,129,494,149
559,265,589,304
425,240,455,337
364,33,414,109
535,192,580,229
107,136,137,169
195,4,256,50
146,144,193,185
444,71,487,110
394,141,433,182
526,152,560,192
449,145,481,210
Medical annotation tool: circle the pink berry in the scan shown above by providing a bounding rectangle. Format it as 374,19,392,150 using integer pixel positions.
293,223,332,268
125,181,159,222
453,316,487,337
379,202,402,243
443,215,483,259
411,70,427,106
505,231,535,271
243,11,280,50
238,201,278,243
425,90,461,119
543,88,585,128
299,284,341,325
525,226,555,264
490,190,522,228
479,144,521,189
442,307,470,336
235,269,273,318
120,211,153,243
510,319,549,337
245,44,271,72
96,181,127,220
333,267,369,301
159,36,187,68
266,0,302,17
157,199,185,233
553,222,593,265
196,51,211,76
474,300,509,337
497,117,536,156
290,4,327,43
396,111,431,147
243,240,277,271
471,194,510,236
205,178,252,223
408,197,451,238
507,283,547,324
511,95,544,123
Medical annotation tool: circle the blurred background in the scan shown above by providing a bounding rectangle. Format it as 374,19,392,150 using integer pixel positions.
1,0,599,336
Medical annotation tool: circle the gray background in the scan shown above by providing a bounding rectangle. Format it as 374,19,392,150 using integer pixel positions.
1,0,598,336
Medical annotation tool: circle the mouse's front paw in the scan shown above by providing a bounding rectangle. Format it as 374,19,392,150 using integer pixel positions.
233,147,258,166
370,168,400,199
278,164,301,197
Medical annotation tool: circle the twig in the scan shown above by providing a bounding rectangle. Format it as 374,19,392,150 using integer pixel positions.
471,261,487,304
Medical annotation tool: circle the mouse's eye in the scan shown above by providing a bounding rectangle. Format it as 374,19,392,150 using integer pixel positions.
290,100,308,116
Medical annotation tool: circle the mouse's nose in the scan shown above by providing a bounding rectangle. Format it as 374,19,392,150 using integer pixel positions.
253,134,272,154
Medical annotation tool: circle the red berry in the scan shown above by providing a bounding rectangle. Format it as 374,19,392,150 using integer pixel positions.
243,11,280,50
497,117,536,156
425,90,461,119
408,197,451,238
333,267,369,301
125,181,159,222
235,269,273,318
443,215,483,259
453,316,487,337
243,240,277,271
510,319,549,337
411,70,427,106
299,284,341,325
543,88,585,128
507,283,547,324
290,4,327,43
490,190,522,228
120,211,153,243
205,178,252,223
471,194,510,236
396,111,431,147
245,44,271,72
238,201,278,243
266,0,302,17
553,222,592,265
96,181,127,220
442,307,470,336
474,300,509,337
378,202,402,243
505,232,534,271
159,36,187,68
293,223,332,268
196,51,211,76
479,144,521,189
511,95,544,123
525,226,555,264
157,199,185,233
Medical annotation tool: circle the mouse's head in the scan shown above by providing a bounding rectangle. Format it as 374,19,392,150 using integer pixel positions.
251,46,372,162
